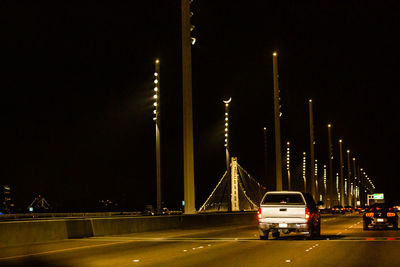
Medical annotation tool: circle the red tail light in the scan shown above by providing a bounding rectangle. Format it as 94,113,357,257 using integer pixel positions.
305,208,311,220
341,208,345,211
258,208,262,220
331,208,334,210
366,212,374,217
387,212,396,217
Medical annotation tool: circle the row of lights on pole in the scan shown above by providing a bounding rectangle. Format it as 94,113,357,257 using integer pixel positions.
153,59,160,121
189,0,196,45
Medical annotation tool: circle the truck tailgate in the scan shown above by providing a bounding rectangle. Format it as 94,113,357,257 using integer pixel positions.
260,205,306,222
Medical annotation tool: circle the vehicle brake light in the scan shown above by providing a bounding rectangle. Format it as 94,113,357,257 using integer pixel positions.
341,208,345,211
387,212,396,217
305,208,311,220
365,212,374,217
258,208,262,220
331,208,334,210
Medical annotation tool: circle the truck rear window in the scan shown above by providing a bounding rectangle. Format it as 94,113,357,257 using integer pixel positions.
262,194,305,205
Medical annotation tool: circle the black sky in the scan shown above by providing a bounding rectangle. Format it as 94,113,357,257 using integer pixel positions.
1,1,399,211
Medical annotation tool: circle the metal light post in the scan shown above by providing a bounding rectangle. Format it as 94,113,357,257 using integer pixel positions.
336,172,340,202
346,150,352,206
352,158,358,206
286,142,291,190
309,99,316,199
323,165,327,206
302,152,307,192
153,59,162,214
339,139,345,207
315,160,319,201
181,0,195,214
359,167,364,206
327,124,334,207
223,98,232,173
272,52,282,190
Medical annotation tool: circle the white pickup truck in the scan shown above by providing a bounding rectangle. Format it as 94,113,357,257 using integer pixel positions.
258,191,322,239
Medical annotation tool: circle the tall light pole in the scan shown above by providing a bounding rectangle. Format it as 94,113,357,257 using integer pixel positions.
153,59,162,214
181,0,195,214
327,124,334,207
302,152,307,192
315,159,319,201
263,127,268,187
352,158,358,206
359,167,364,206
346,149,352,206
272,52,282,190
339,139,345,207
286,142,291,190
336,172,340,202
309,99,316,200
223,98,232,174
323,164,327,206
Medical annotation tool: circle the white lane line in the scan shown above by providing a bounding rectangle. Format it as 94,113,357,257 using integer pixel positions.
0,241,130,261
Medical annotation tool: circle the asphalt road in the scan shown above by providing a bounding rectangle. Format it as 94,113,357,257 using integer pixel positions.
1,214,400,267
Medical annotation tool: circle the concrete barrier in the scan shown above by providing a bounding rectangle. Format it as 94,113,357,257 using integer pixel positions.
0,212,257,247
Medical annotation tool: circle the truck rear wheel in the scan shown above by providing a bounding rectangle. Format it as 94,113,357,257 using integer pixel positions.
272,231,280,238
260,230,269,240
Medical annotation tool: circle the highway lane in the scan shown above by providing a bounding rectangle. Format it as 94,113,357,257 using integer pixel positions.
1,214,400,266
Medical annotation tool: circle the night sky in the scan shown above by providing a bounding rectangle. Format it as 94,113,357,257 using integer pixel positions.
2,1,399,212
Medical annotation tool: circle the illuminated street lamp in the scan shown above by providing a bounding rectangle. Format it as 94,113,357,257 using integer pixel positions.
223,98,232,173
323,165,327,197
315,160,320,201
286,142,291,190
153,59,162,214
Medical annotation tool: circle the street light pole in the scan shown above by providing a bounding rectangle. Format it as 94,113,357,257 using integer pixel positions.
309,100,316,199
153,59,162,214
181,0,195,214
346,150,352,206
286,142,291,190
339,139,345,207
327,124,334,207
272,52,282,190
352,158,358,206
223,98,232,174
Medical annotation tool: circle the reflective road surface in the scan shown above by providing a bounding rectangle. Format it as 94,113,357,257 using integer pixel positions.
1,214,400,267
